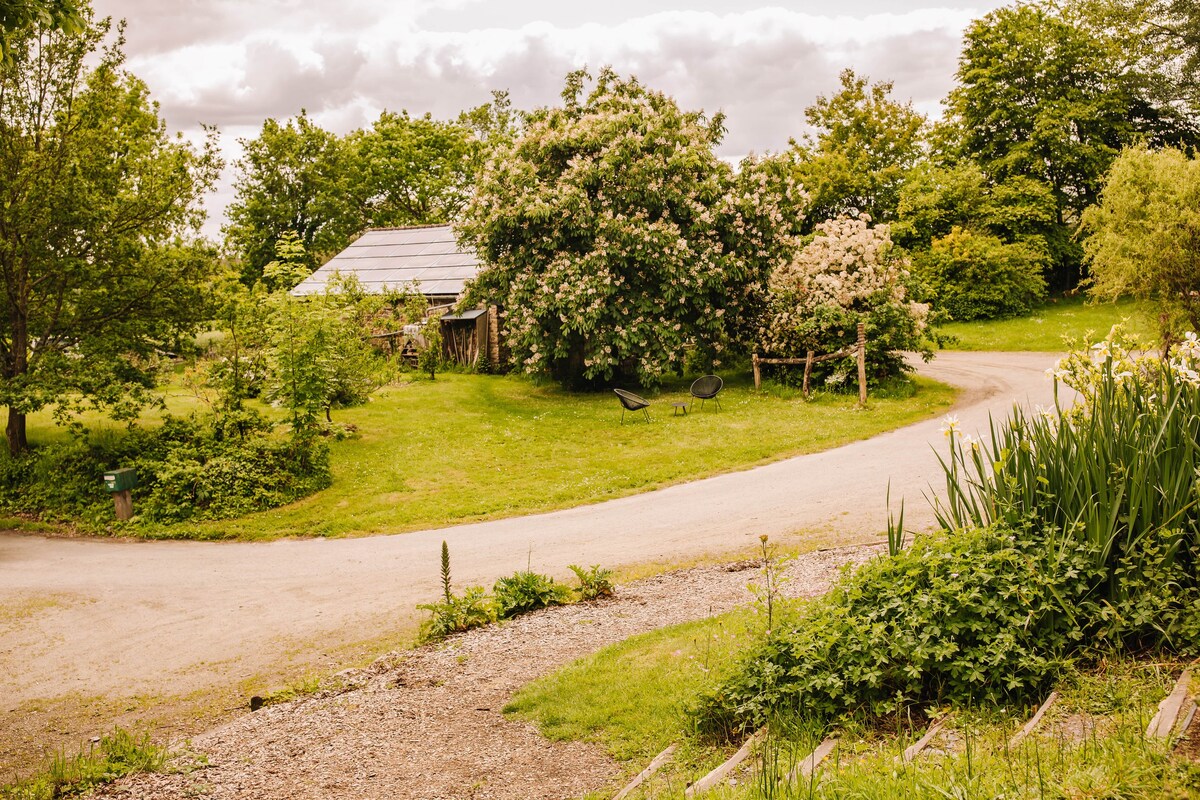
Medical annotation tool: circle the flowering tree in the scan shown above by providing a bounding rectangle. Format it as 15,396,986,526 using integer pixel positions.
457,68,803,387
758,215,934,383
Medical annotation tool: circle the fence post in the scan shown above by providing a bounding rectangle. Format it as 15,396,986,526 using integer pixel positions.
752,353,761,391
803,350,814,398
857,322,867,406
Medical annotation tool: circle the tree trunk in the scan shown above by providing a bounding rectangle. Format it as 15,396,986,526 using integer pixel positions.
6,407,27,455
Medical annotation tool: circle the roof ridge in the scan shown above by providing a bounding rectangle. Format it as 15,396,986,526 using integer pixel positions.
362,222,455,233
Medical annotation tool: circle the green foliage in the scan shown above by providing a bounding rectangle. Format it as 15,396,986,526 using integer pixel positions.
1083,145,1200,348
940,1,1199,286
0,10,222,454
694,523,1101,737
790,69,926,228
223,111,357,287
0,0,83,65
0,413,330,526
493,570,573,619
758,215,935,385
260,230,311,293
697,333,1200,738
417,586,496,642
416,315,443,380
568,564,615,600
914,227,1048,320
458,67,804,388
1,728,166,800
931,332,1200,651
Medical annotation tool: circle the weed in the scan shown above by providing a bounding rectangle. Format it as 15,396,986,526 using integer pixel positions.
1,729,166,800
569,564,615,600
493,570,572,619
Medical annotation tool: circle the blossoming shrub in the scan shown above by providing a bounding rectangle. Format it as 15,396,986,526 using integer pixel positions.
695,332,1200,737
758,214,934,386
457,68,804,388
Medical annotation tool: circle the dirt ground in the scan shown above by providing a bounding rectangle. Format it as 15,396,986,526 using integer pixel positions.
0,351,1061,776
93,547,879,800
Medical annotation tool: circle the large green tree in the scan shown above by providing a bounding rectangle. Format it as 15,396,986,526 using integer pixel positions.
945,3,1194,224
790,69,926,229
0,13,222,453
458,68,804,387
223,111,357,287
1082,146,1200,347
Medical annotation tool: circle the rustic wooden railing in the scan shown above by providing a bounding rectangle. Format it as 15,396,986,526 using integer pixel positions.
753,322,867,405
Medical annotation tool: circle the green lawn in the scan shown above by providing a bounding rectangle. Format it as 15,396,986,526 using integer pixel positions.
939,295,1157,351
20,370,955,540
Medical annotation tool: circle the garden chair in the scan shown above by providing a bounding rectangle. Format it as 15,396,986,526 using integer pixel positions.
613,389,652,423
690,374,724,411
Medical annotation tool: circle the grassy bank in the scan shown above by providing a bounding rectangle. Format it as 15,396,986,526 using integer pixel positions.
14,371,955,540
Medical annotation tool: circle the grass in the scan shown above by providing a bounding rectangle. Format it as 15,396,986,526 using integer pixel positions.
0,729,168,800
940,295,1156,351
508,606,1200,799
19,370,955,540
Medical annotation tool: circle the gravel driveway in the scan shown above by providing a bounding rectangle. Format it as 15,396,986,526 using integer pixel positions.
0,350,1060,774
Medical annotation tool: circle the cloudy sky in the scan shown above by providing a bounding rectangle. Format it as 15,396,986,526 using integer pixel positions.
89,0,1011,237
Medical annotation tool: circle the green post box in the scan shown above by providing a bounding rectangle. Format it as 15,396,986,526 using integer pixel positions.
103,468,138,492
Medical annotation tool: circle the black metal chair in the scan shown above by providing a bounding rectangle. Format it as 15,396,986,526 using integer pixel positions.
613,389,651,423
690,375,723,411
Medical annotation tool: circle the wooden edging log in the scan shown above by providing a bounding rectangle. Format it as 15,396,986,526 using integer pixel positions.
1009,691,1059,749
784,736,838,784
612,744,677,800
902,715,951,763
1147,670,1193,741
685,727,767,797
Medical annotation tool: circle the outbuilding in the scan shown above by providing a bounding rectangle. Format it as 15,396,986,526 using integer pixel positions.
292,223,500,366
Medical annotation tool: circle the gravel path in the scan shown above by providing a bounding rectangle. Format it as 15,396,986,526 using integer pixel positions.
0,351,1062,775
94,546,879,800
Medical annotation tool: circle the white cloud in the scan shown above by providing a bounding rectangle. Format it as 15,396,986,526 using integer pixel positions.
91,1,996,237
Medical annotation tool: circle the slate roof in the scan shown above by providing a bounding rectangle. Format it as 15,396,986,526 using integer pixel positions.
291,224,479,298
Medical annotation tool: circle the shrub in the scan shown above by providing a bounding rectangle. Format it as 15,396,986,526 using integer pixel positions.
758,215,935,386
569,564,615,600
493,570,573,619
693,523,1100,737
933,330,1200,651
913,227,1047,320
0,413,330,527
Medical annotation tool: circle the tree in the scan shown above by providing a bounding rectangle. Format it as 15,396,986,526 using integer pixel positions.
223,111,358,287
945,3,1196,227
790,70,926,229
347,111,477,228
758,215,933,383
0,14,221,454
457,68,804,387
0,0,82,64
1082,146,1200,347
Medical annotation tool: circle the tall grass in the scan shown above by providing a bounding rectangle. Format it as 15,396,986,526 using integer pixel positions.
930,334,1200,646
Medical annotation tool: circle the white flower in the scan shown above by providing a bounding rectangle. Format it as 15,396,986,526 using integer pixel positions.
939,415,960,437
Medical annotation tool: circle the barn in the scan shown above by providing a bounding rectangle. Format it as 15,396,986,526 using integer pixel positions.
291,224,499,366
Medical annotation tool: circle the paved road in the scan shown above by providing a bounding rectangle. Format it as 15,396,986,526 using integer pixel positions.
0,351,1059,725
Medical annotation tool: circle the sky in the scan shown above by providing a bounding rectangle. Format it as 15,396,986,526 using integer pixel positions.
89,0,1013,238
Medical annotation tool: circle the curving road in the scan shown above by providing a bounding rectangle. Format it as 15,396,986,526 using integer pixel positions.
0,350,1060,763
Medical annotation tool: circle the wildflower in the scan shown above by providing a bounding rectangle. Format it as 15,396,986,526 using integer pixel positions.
939,415,960,437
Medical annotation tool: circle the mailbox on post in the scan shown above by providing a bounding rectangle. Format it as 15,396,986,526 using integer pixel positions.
103,468,137,520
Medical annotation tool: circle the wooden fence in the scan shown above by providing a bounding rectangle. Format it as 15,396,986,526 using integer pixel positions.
752,322,867,405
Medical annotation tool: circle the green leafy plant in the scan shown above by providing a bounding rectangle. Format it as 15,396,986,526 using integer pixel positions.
493,570,572,619
2,728,167,799
417,586,496,642
440,540,452,602
568,564,615,600
694,522,1101,738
